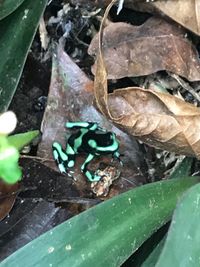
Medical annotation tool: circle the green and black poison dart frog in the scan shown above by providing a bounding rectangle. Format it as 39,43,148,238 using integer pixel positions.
52,121,122,182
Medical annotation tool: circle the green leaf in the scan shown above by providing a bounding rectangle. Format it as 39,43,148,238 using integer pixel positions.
0,0,48,112
0,135,21,184
124,224,168,267
0,130,38,184
8,130,39,150
155,183,200,267
0,176,199,267
123,155,193,267
0,0,25,20
141,236,166,267
169,157,193,180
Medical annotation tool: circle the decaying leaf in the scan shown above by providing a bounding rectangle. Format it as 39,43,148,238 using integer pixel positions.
0,181,19,221
93,0,200,160
89,17,200,81
153,0,200,36
125,0,200,36
108,88,200,158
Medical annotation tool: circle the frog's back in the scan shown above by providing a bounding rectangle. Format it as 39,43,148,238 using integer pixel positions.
80,131,114,153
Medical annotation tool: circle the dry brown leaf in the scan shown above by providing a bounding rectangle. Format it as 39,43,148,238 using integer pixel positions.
125,0,200,36
153,0,200,36
89,17,200,81
93,0,200,159
108,88,200,158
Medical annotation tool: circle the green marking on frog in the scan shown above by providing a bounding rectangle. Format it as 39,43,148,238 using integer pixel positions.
52,121,122,182
67,160,74,168
66,144,75,155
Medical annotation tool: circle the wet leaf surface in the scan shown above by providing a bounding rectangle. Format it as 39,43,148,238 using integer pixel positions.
0,198,71,261
20,158,80,201
0,0,25,20
0,181,19,221
89,17,200,81
0,157,79,260
0,0,48,112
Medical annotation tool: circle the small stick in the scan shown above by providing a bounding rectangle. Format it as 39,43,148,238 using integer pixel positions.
168,72,200,103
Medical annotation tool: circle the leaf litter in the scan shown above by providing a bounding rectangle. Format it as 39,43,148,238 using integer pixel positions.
92,0,200,160
3,0,200,258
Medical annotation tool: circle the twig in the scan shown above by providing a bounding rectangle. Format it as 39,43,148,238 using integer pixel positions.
168,72,200,103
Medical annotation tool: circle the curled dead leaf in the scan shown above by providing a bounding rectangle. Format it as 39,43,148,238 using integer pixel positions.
93,0,200,159
89,17,200,82
108,88,200,158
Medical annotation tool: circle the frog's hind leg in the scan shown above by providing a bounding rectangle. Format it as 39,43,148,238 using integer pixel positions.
81,153,101,182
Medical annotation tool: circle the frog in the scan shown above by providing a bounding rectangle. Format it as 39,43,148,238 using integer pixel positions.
52,121,122,182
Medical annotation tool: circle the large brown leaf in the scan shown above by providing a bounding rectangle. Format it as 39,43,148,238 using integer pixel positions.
108,88,200,158
89,17,200,81
93,0,200,159
38,42,146,199
125,0,200,36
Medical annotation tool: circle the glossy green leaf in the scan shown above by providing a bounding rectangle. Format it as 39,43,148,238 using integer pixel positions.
123,157,193,266
169,157,193,180
138,157,194,266
0,176,199,267
0,0,48,112
0,0,25,20
8,130,39,150
155,183,200,267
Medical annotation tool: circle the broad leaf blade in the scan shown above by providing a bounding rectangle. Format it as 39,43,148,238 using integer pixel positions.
124,157,193,267
0,177,199,267
169,157,193,180
0,0,48,112
0,0,25,20
155,183,200,267
8,130,39,150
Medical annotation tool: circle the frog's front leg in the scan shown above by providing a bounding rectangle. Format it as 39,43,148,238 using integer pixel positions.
81,153,101,182
52,142,75,175
52,142,68,173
